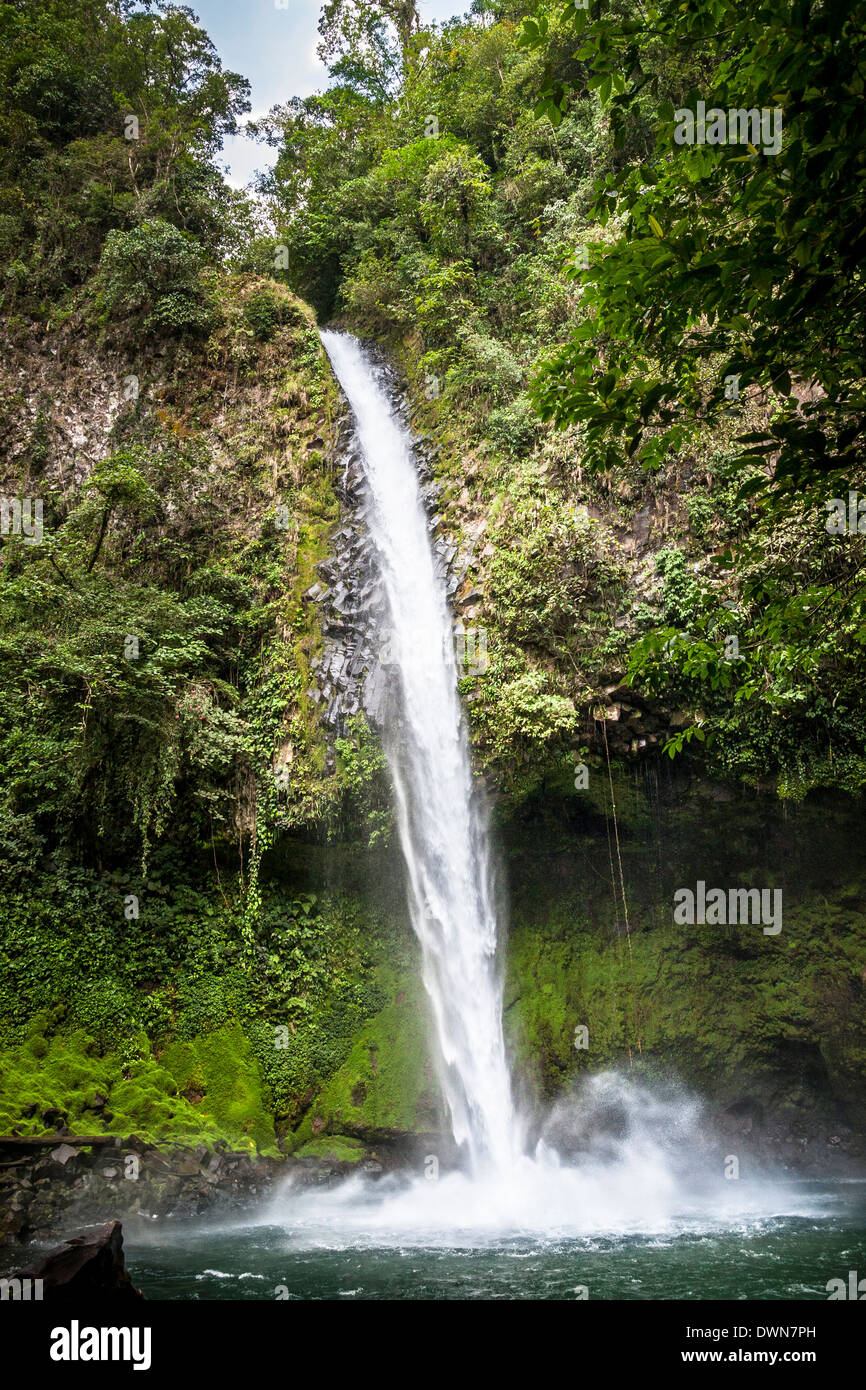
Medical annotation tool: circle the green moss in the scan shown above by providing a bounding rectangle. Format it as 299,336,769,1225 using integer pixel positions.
0,1021,277,1153
160,1024,277,1153
506,928,630,1098
294,1134,366,1163
503,860,866,1124
290,970,440,1147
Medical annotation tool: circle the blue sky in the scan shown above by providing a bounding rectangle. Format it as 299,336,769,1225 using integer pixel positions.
188,0,470,187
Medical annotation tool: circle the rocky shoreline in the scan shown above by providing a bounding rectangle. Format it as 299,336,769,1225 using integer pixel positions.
0,1130,435,1252
6,1219,146,1301
2,1097,864,1257
0,1135,285,1247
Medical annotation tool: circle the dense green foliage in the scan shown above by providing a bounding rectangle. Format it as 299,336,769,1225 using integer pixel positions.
256,0,866,796
521,0,866,787
0,0,254,316
0,4,394,1148
525,1,866,496
0,300,327,874
0,867,398,1144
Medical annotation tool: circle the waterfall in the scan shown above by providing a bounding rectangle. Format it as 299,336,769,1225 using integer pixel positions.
320,330,517,1175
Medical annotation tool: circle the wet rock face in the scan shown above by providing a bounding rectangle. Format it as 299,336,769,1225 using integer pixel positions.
308,345,667,764
305,347,455,741
0,1132,452,1254
0,1137,283,1246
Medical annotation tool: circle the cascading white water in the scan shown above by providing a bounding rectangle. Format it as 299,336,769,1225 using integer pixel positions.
300,336,806,1245
320,330,517,1175
266,334,812,1236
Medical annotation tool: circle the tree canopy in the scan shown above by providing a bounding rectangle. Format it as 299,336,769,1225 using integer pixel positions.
520,0,866,503
0,0,250,308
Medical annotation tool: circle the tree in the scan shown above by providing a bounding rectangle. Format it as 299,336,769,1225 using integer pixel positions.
80,452,160,572
519,0,866,784
113,2,249,190
520,0,866,503
96,218,217,335
0,0,250,307
318,0,419,82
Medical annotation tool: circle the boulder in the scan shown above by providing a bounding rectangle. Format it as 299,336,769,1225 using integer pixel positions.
11,1220,145,1301
48,1144,78,1166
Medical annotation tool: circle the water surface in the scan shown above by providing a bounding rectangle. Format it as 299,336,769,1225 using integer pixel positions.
124,1181,866,1300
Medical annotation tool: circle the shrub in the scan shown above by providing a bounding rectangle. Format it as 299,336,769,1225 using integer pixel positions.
95,219,219,337
243,287,283,341
487,395,541,456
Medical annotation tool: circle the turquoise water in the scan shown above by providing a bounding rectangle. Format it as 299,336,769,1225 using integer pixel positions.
124,1183,866,1300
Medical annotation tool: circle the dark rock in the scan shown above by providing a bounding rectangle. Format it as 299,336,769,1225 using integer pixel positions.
48,1144,78,1167
12,1220,145,1301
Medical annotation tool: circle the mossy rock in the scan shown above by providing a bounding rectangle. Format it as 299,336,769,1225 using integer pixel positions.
294,1134,366,1164
291,974,441,1146
160,1023,277,1153
0,1019,277,1153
